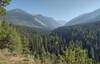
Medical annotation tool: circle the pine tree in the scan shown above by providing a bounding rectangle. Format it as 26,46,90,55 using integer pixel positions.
0,0,11,16
0,21,23,54
63,46,94,64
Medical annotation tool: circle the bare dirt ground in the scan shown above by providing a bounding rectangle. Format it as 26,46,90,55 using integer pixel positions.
0,50,34,64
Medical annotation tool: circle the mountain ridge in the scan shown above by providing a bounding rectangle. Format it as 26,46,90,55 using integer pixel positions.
1,8,66,30
65,8,100,26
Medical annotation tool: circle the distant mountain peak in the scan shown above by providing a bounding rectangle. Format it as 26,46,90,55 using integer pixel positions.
8,8,25,12
7,8,30,15
3,9,65,30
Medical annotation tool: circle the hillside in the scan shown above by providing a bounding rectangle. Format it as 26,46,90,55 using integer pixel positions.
66,9,100,26
52,21,100,61
0,9,65,30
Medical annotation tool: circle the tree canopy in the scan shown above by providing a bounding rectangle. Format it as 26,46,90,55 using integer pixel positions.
0,0,11,16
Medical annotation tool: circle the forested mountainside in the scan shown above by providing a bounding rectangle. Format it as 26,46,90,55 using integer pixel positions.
52,21,100,61
0,9,100,64
1,21,99,64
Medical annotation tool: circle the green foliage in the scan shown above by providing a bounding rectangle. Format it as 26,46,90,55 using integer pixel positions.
0,0,11,16
0,0,11,7
0,21,23,53
28,45,99,64
64,47,91,64
0,7,6,16
52,22,100,61
0,21,99,64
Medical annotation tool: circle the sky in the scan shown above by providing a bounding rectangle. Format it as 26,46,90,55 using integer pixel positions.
6,0,100,22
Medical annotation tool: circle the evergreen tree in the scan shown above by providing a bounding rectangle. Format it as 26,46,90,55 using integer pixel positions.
0,21,23,53
63,46,94,64
0,0,11,16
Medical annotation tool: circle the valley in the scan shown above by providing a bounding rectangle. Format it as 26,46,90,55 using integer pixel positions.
1,0,100,64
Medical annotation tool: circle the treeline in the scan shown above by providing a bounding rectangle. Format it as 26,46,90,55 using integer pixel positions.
53,21,100,62
0,20,99,64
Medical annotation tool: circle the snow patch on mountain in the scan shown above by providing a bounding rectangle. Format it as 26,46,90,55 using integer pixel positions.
34,18,47,27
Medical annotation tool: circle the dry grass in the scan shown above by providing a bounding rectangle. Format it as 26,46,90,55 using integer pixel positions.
0,50,34,64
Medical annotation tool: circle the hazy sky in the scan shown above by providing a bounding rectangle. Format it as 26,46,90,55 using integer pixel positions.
7,0,100,21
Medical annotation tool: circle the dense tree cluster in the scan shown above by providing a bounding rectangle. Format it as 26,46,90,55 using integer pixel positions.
28,43,99,64
53,22,100,61
0,20,99,64
0,21,25,54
